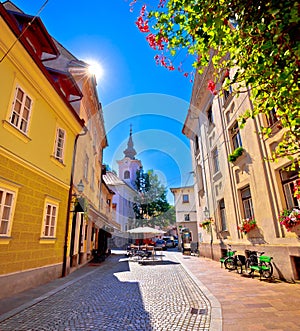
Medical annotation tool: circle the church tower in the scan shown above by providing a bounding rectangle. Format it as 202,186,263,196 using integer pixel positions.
117,125,142,189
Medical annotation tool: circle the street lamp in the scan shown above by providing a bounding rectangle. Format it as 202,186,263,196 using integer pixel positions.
77,179,84,194
203,207,214,260
204,207,210,219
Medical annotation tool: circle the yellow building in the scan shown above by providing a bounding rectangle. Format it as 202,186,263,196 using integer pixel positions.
0,3,85,298
183,60,300,281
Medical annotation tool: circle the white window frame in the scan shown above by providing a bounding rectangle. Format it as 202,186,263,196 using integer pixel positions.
231,122,243,150
219,199,227,231
10,86,32,134
54,127,66,163
0,187,17,237
241,186,254,219
41,199,59,238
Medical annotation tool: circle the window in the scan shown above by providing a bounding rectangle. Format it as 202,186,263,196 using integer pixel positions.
42,201,58,238
54,128,66,163
194,135,199,154
212,147,220,173
280,169,300,209
241,186,254,219
266,108,279,127
207,105,214,124
182,194,189,203
184,214,190,221
231,122,242,150
219,199,227,231
223,71,233,100
10,86,32,134
0,188,16,236
196,164,204,196
124,170,130,179
224,85,233,100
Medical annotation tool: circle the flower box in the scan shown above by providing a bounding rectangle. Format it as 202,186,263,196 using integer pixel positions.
279,208,300,231
237,217,257,235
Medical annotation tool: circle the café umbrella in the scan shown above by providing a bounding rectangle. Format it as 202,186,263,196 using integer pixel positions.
127,226,164,238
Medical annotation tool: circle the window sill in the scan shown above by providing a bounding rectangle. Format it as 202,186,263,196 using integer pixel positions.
50,155,66,168
212,170,222,181
39,237,56,244
223,94,234,109
207,123,215,134
231,151,247,167
2,120,31,143
266,121,282,138
0,236,12,244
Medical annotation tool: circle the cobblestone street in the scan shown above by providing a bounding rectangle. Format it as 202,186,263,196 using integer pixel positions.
0,251,218,331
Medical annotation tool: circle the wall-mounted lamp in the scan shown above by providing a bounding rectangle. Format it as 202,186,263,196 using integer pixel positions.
204,207,210,219
71,180,85,213
77,179,84,195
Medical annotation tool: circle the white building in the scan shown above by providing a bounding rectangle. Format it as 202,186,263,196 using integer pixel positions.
170,186,198,248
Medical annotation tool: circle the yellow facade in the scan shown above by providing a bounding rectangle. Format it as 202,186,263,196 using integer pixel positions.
0,6,83,298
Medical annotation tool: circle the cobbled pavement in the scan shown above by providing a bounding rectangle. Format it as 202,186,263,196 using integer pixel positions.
0,252,212,331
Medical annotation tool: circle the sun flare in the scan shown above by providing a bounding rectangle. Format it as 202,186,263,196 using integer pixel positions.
86,59,104,80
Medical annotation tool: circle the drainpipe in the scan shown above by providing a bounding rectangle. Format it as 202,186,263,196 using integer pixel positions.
62,126,88,277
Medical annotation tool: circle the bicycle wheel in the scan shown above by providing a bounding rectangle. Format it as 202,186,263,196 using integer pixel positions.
245,258,255,274
224,257,236,271
236,258,243,274
261,262,273,278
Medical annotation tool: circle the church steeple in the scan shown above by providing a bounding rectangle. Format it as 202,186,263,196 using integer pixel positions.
123,125,137,160
118,124,142,188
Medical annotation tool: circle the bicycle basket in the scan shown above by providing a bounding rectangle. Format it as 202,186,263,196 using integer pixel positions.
259,255,272,263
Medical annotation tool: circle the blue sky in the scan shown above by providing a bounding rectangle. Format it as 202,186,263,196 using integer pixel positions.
9,0,194,203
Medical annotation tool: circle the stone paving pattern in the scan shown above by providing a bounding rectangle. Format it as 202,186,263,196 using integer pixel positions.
0,252,211,331
0,250,300,331
175,252,300,331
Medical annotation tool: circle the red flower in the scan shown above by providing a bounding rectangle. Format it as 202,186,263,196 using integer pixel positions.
207,80,216,92
237,217,257,234
158,0,166,8
135,16,150,33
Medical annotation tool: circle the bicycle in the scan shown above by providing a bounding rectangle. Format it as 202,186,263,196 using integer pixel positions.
223,245,245,274
245,250,273,279
191,242,200,257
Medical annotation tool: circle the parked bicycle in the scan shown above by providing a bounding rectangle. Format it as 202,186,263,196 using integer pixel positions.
245,250,273,279
223,245,245,274
191,242,200,257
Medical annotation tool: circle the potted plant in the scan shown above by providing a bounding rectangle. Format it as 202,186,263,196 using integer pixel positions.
199,219,212,232
228,147,245,163
279,208,300,231
237,217,257,234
